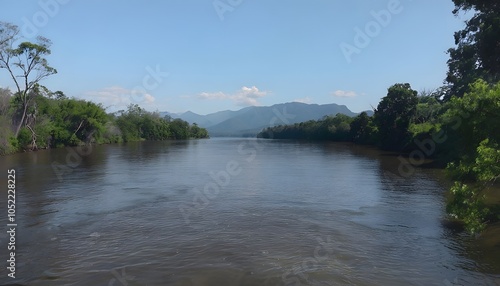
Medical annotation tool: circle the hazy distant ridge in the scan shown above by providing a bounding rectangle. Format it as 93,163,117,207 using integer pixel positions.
161,102,372,137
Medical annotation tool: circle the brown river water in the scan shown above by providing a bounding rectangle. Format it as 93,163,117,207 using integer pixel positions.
0,138,499,285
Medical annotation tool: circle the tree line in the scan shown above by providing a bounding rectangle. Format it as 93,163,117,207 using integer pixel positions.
0,22,208,156
259,0,500,234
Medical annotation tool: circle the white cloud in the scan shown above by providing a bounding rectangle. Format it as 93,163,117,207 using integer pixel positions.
332,90,358,98
293,97,313,104
143,93,156,103
83,86,156,110
198,91,227,100
197,86,269,106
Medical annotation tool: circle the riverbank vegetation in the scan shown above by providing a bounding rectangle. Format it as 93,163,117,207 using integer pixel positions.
259,0,500,234
0,22,208,156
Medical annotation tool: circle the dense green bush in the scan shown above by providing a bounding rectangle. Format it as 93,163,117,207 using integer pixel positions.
443,81,500,233
115,104,208,142
258,114,354,141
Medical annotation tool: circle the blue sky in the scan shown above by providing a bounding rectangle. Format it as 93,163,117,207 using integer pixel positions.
0,0,468,115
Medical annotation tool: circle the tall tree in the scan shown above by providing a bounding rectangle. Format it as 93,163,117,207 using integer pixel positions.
374,83,418,150
445,0,500,100
350,111,376,144
0,22,57,136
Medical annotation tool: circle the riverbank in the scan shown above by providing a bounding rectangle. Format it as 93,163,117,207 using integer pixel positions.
0,101,209,156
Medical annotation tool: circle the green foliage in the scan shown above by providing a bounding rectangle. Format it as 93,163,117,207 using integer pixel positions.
446,139,500,234
11,39,57,75
374,83,418,150
33,117,54,149
16,127,31,148
0,115,17,155
258,113,354,141
190,123,209,139
414,95,443,124
169,118,190,139
141,113,171,140
0,89,15,154
409,122,440,138
0,88,11,115
115,104,208,142
445,0,500,99
350,112,377,144
446,182,490,234
474,139,500,182
440,80,500,160
444,81,500,234
1,95,208,152
100,121,123,144
45,99,109,146
115,105,168,141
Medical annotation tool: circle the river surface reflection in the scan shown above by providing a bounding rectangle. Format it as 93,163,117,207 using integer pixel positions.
0,138,499,285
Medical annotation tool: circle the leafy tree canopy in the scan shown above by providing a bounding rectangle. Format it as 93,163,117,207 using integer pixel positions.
374,83,418,150
445,0,500,99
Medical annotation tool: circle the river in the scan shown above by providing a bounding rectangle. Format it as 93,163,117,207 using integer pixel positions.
0,138,499,285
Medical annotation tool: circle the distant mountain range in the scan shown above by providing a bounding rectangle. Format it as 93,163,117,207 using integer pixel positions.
160,102,373,137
